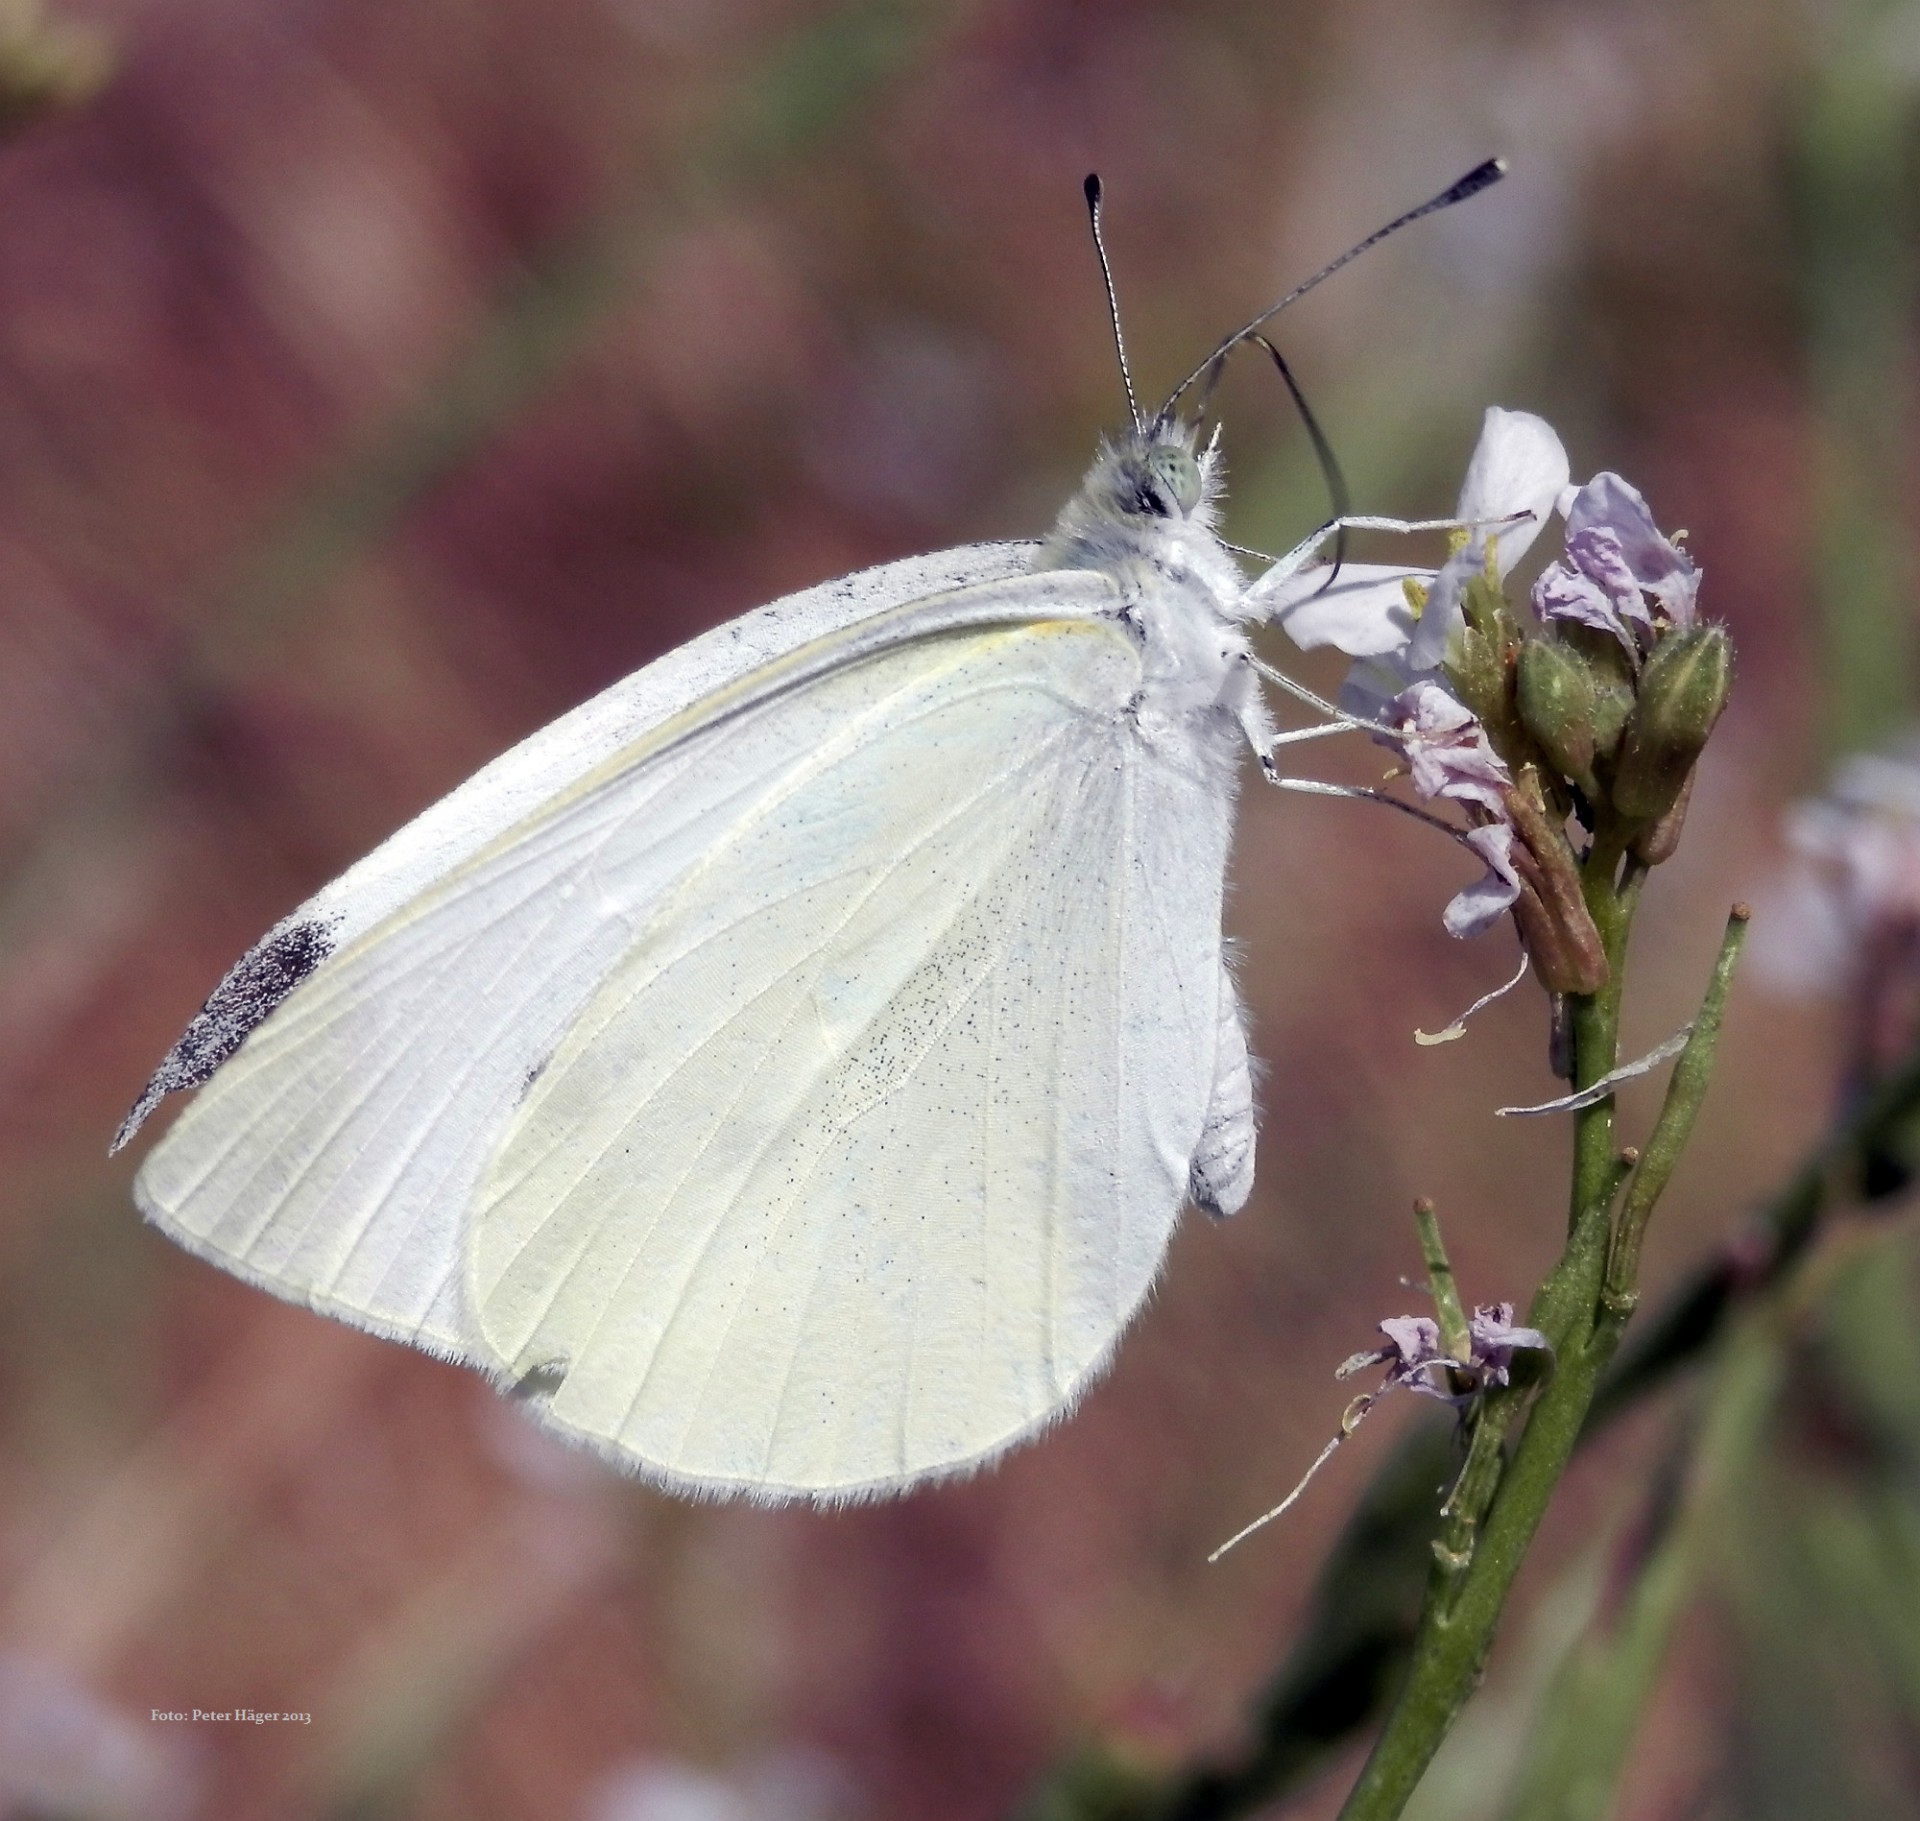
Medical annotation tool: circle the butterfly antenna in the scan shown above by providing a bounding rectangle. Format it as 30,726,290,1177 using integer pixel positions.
1083,174,1143,434
1248,331,1352,590
1155,157,1507,425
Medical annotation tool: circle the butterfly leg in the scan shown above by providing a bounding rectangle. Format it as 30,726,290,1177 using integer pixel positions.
1228,650,1381,781
1255,508,1533,593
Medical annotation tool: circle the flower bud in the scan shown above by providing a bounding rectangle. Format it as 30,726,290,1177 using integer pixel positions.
1557,623,1635,759
1459,564,1518,647
1515,635,1597,787
1631,770,1694,865
1443,569,1524,753
1442,625,1511,737
1612,625,1732,823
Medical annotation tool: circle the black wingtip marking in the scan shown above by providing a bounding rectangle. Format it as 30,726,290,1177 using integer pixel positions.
110,916,337,1153
508,1361,568,1406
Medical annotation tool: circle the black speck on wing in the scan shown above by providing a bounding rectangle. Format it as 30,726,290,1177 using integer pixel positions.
110,916,337,1153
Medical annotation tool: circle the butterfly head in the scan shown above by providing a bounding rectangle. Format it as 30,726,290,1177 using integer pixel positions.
1086,420,1218,527
1040,419,1227,577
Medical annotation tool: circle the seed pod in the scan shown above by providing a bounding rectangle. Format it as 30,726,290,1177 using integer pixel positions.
1630,769,1694,865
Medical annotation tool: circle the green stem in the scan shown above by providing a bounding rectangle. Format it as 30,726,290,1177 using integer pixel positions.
1414,1199,1472,1364
1333,842,1643,1821
1018,1024,1920,1821
1603,908,1751,1316
1497,1306,1784,1821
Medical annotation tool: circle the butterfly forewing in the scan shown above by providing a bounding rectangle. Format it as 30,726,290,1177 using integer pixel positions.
116,544,1041,1152
132,571,1210,1413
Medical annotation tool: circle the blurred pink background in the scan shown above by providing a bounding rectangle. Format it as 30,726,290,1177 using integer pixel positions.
0,1,1911,1817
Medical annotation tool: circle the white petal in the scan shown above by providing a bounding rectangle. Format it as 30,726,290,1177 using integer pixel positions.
1338,653,1425,723
1455,407,1570,576
1265,564,1426,656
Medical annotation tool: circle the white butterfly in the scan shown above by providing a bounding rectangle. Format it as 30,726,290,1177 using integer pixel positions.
114,166,1505,1502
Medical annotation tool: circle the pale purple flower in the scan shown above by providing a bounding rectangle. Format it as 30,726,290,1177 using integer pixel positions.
1531,470,1698,654
1468,1302,1551,1384
1445,823,1524,940
1372,682,1522,939
1384,680,1510,814
1348,1302,1549,1404
1752,736,1920,1002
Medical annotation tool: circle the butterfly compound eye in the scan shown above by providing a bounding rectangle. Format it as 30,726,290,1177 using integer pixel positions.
1147,445,1202,515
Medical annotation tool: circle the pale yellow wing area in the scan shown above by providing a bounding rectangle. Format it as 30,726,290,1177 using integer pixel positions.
472,616,1238,1500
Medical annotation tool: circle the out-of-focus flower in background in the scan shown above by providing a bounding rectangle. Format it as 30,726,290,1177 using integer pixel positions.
584,1749,849,1821
1753,737,1920,1107
0,1651,196,1821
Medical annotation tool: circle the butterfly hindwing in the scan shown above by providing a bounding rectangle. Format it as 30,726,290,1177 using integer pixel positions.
466,612,1240,1498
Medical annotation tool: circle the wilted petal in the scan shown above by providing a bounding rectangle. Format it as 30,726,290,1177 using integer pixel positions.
1564,471,1698,625
1379,1313,1441,1365
1566,526,1653,631
1468,1303,1550,1383
1388,680,1511,813
1263,564,1424,656
1456,407,1571,576
1444,822,1523,939
1531,559,1633,647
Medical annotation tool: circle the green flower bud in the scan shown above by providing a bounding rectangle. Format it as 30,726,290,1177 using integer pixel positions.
1556,623,1635,760
1611,625,1732,823
1442,561,1524,753
1442,624,1511,736
1515,636,1597,788
1459,562,1516,645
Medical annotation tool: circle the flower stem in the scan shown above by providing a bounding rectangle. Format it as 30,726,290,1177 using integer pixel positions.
1603,907,1752,1318
1332,842,1648,1821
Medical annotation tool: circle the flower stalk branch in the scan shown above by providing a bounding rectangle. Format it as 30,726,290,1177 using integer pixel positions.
1017,1017,1920,1821
1332,826,1659,1820
1602,907,1751,1318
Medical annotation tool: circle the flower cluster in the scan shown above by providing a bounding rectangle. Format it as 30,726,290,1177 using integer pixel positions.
1339,1301,1549,1404
1261,409,1731,990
